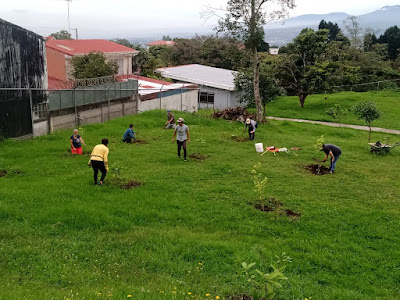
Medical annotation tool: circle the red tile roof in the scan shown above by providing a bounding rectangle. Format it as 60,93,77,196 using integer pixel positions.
46,39,136,56
146,40,175,46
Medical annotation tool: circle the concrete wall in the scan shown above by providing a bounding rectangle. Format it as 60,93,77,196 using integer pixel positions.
138,90,198,113
198,86,241,109
49,97,138,131
45,90,197,133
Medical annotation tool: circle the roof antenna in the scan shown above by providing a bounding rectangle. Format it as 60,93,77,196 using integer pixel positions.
66,0,72,34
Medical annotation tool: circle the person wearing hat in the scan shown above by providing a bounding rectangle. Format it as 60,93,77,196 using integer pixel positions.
88,138,110,185
172,118,190,161
165,110,176,129
244,118,258,140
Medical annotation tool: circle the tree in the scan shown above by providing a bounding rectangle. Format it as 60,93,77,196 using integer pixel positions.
166,35,251,71
319,20,340,42
275,28,329,107
162,35,172,41
353,101,382,142
378,26,400,60
49,30,72,40
363,32,378,52
325,104,348,127
111,38,132,48
344,16,363,49
212,0,294,122
71,52,118,79
235,56,285,120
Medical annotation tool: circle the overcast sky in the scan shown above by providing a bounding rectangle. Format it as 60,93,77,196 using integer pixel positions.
1,0,400,39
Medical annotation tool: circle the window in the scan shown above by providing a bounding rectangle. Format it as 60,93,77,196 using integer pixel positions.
32,102,47,120
199,92,214,104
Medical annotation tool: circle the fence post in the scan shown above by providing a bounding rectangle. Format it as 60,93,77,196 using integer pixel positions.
73,89,78,127
28,88,34,136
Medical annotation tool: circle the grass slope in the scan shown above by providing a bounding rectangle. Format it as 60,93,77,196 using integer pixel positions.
0,110,400,299
266,91,400,130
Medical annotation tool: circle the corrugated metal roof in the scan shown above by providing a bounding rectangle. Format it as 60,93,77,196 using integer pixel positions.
156,64,237,91
46,39,137,56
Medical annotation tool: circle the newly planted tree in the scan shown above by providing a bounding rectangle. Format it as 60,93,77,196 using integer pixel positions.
325,104,348,127
353,101,382,142
206,0,295,121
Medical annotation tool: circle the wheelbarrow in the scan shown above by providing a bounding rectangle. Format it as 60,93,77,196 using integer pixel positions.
368,141,400,154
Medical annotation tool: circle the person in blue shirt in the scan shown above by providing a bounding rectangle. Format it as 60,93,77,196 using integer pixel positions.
123,124,136,143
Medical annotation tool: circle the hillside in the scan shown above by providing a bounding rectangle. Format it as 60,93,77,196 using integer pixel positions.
265,5,400,46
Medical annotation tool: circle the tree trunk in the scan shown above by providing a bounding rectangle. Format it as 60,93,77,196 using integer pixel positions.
299,93,308,108
368,126,371,142
253,48,263,122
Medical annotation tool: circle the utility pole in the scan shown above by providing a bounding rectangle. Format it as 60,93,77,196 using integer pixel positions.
72,28,78,40
66,0,72,34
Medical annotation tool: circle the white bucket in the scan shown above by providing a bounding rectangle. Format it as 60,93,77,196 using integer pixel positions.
255,143,264,152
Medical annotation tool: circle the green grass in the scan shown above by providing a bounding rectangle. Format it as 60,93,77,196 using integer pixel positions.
1,110,400,299
265,90,400,130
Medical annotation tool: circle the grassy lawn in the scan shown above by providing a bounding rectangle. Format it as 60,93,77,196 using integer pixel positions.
265,91,400,130
1,110,400,299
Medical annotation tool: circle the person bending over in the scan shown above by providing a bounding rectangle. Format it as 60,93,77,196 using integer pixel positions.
89,138,109,185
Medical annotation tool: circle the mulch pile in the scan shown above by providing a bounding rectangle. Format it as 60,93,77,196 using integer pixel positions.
0,170,7,177
211,107,255,122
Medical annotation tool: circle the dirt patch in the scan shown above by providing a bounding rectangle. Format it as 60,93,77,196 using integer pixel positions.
120,180,143,189
0,170,7,177
228,295,253,300
212,107,255,122
189,153,209,160
291,147,301,150
230,135,248,142
109,178,143,190
254,199,300,218
305,164,331,175
134,139,148,145
284,209,301,217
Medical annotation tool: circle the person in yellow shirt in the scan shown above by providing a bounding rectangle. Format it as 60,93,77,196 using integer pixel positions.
88,138,109,186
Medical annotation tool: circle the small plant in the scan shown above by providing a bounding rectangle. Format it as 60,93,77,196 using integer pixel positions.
353,101,383,142
251,163,268,202
325,104,348,127
240,252,291,300
314,135,325,151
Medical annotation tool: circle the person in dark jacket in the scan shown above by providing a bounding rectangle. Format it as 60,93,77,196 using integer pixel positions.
321,144,342,173
123,124,136,143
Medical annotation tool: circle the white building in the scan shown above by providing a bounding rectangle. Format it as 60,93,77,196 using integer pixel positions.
156,64,242,109
269,48,279,55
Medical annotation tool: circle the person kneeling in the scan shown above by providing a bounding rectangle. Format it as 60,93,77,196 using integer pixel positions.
123,124,136,143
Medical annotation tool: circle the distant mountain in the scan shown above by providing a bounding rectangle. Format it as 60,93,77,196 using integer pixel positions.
264,5,400,46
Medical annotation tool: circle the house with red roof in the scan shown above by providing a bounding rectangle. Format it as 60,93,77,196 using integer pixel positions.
46,39,138,82
145,40,175,49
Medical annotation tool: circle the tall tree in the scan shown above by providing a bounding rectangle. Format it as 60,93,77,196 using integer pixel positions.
275,28,359,107
49,30,72,40
213,0,295,122
71,52,118,79
162,35,172,41
344,16,363,49
318,20,340,42
235,56,285,119
379,26,400,60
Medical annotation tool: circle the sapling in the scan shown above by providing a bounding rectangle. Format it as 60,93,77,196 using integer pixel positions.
325,104,348,127
251,162,268,203
353,101,382,142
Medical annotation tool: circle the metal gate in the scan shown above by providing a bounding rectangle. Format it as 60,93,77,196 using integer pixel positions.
0,90,33,138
